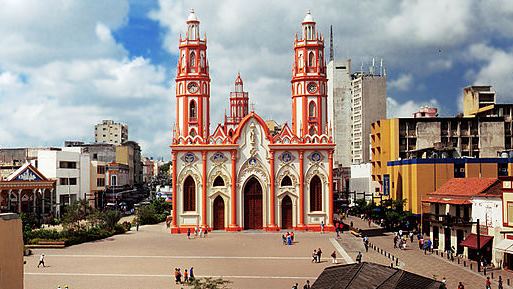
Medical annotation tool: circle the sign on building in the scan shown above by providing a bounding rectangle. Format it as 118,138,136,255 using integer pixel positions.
383,174,390,196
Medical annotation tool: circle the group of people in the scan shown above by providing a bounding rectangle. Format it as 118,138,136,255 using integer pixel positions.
291,280,311,289
311,248,323,263
187,226,209,239
282,231,295,245
173,267,195,284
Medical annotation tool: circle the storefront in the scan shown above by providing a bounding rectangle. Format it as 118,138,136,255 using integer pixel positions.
461,233,493,264
496,238,513,270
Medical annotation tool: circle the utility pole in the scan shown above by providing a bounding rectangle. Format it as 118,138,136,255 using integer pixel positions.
477,218,481,272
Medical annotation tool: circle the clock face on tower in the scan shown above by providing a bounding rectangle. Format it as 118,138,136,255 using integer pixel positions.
187,82,199,93
307,82,317,93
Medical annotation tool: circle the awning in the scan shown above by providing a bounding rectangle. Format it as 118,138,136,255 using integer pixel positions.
496,239,513,254
460,233,493,250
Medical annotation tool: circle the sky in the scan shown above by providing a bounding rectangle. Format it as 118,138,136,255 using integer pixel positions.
2,0,513,159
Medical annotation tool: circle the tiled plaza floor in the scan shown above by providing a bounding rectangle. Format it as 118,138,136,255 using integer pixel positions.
24,224,344,289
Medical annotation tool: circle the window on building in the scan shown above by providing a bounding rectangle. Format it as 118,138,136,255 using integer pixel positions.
508,203,513,226
97,178,105,187
190,100,197,119
281,176,292,187
308,51,315,67
309,101,316,117
111,175,117,186
190,51,196,68
213,176,225,187
59,178,77,185
184,176,196,212
499,163,509,176
310,175,322,211
97,166,106,174
454,163,465,178
59,161,77,169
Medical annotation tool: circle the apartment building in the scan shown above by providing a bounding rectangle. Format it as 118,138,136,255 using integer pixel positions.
94,120,128,145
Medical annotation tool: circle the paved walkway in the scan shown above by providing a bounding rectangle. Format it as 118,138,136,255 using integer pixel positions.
24,223,346,289
346,215,512,289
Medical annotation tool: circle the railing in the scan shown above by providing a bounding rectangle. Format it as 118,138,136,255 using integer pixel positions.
424,213,472,225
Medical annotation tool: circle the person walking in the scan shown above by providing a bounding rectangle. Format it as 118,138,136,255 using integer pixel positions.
136,220,139,231
356,251,362,264
282,234,287,245
303,280,311,289
457,282,464,289
189,267,195,281
184,269,189,283
199,226,203,238
37,253,45,268
292,283,298,289
174,268,180,284
485,276,491,289
312,249,317,263
317,248,322,263
409,231,414,243
320,221,325,234
187,228,191,239
331,251,337,264
204,228,208,238
393,235,398,249
291,231,295,242
498,275,503,289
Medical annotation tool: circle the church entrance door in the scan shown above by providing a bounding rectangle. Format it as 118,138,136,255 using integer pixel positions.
243,177,263,229
281,195,293,229
213,196,225,230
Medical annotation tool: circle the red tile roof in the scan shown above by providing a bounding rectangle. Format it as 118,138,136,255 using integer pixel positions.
423,178,501,204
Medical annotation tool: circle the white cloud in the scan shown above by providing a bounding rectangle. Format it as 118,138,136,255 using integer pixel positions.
467,43,513,102
389,74,413,91
387,97,439,118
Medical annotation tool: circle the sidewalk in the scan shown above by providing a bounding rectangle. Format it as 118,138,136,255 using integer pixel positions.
345,215,511,289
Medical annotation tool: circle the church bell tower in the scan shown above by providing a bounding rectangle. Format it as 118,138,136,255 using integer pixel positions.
175,9,211,141
291,11,328,138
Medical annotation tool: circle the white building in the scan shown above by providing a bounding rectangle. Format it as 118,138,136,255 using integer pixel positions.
94,120,128,145
349,163,380,204
33,148,90,215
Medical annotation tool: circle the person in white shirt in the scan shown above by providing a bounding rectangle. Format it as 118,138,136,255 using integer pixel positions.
37,253,45,268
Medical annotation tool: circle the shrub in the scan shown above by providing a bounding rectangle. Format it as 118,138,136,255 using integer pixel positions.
122,221,131,231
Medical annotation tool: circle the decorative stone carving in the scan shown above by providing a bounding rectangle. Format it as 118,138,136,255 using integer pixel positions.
210,152,227,164
278,151,295,164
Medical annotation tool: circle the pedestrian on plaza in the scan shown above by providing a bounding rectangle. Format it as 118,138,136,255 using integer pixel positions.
441,276,446,288
287,234,293,246
317,248,322,263
368,219,371,227
350,221,353,228
356,251,362,264
321,221,325,234
204,228,208,238
194,225,198,237
409,231,414,243
393,235,398,248
457,282,464,289
57,286,61,289
292,283,298,289
282,234,287,245
336,226,340,238
64,285,68,289
189,267,195,281
419,237,424,250
174,268,180,284
331,251,337,264
291,231,295,242
303,280,311,289
398,229,403,237
136,220,139,231
187,228,191,239
485,276,491,289
199,226,203,238
498,275,503,289
184,269,189,283
312,249,317,263
37,253,45,268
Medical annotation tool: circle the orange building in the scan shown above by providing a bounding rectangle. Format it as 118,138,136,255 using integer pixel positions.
170,10,335,233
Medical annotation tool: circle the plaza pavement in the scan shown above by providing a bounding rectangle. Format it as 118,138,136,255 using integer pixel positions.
24,223,348,289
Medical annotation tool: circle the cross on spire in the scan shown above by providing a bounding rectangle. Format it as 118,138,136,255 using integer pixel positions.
250,102,256,112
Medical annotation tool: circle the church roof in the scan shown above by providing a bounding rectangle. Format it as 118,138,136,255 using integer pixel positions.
6,162,48,182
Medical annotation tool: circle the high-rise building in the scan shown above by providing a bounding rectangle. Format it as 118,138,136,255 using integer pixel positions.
94,120,128,145
327,54,352,166
351,70,387,164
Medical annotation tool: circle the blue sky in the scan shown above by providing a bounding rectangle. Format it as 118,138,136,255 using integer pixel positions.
2,0,513,159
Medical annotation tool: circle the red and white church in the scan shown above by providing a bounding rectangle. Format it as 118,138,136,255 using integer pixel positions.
170,10,335,232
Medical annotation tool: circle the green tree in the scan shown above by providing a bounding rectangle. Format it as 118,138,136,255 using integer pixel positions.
186,277,232,289
62,199,93,230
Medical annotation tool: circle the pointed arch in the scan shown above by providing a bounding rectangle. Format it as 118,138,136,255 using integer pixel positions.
308,51,315,67
189,100,197,119
190,51,196,68
309,101,316,117
183,176,196,212
281,175,292,187
213,176,225,187
309,175,322,212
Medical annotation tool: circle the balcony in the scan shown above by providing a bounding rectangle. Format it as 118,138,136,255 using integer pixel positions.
424,213,472,225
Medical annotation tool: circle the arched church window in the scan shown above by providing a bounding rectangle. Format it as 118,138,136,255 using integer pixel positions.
309,101,316,117
184,176,196,212
308,51,315,67
213,176,225,187
310,175,322,211
189,51,196,68
190,100,197,119
281,176,292,187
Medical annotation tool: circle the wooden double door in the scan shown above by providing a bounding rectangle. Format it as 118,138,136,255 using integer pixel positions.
281,196,293,229
244,177,263,230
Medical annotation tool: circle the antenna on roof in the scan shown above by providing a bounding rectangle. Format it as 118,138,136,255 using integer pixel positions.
329,25,334,62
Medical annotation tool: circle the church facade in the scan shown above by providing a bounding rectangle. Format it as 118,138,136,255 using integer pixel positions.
170,10,335,233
